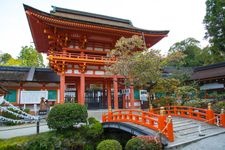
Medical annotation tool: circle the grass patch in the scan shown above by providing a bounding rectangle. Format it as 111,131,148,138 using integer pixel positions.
0,131,55,149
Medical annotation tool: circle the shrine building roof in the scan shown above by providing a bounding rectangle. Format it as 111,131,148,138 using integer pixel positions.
23,4,169,53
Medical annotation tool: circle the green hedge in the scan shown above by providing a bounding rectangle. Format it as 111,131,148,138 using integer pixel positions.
47,103,88,130
97,139,122,150
125,137,162,150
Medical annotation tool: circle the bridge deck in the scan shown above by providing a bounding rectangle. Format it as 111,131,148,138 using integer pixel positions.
166,117,225,149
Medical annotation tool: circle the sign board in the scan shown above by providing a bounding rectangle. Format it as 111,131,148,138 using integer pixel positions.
125,89,130,96
140,90,148,101
20,91,48,104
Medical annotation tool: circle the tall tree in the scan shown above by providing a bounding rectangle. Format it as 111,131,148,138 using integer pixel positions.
18,45,44,67
0,53,12,65
204,0,225,53
106,35,162,88
168,38,203,67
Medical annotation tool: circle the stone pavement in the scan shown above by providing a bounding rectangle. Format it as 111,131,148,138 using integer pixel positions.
165,117,225,149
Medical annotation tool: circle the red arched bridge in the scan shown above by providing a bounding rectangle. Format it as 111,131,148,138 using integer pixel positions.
102,103,225,145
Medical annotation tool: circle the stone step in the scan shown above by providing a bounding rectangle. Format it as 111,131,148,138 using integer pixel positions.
173,121,196,128
173,119,193,125
176,126,217,136
174,124,199,132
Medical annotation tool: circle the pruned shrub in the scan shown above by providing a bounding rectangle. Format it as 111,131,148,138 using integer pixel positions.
86,117,103,138
125,137,146,150
97,139,122,150
47,103,88,130
125,136,162,150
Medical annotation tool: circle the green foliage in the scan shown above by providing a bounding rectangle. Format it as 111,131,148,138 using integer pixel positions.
153,97,175,107
86,117,103,138
24,135,61,150
212,101,225,113
125,137,162,150
97,139,122,150
184,99,209,108
0,53,12,64
153,78,180,95
47,103,88,130
204,0,225,53
168,38,203,67
175,85,198,105
0,45,44,67
0,135,34,150
125,137,146,150
18,45,44,67
106,35,162,87
3,58,22,66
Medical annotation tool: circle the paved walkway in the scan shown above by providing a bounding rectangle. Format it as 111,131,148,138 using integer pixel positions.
0,110,106,139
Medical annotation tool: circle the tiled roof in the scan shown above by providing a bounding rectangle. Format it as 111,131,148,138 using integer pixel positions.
191,62,225,80
0,66,59,82
24,4,169,35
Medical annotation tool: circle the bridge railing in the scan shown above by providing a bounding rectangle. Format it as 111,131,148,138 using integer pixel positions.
151,103,225,127
102,109,174,142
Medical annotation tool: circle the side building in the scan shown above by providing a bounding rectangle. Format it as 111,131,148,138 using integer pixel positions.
191,61,225,99
0,66,59,110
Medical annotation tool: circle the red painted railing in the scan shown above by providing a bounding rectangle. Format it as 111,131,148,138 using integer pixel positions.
102,109,174,142
102,104,225,143
48,51,116,63
152,104,225,127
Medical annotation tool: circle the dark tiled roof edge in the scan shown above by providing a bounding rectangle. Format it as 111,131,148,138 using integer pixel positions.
194,61,225,72
0,66,53,72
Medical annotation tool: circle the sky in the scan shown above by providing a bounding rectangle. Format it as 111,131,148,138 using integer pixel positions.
0,0,209,58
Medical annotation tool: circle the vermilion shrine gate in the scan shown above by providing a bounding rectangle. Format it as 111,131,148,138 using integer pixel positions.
24,5,168,109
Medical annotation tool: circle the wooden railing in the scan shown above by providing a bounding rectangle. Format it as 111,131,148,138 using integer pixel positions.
102,109,174,142
102,104,225,143
151,103,225,127
48,51,116,64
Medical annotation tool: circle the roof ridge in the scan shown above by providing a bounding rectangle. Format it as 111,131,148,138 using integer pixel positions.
51,6,133,25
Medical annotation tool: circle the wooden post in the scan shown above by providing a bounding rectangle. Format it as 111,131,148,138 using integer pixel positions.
167,115,174,142
108,106,112,121
130,84,134,109
59,73,65,104
76,82,80,104
158,107,166,132
107,81,112,110
113,76,118,109
206,103,214,124
149,104,153,113
220,109,225,127
80,73,85,105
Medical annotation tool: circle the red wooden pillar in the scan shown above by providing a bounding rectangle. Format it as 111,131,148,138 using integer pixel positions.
80,73,85,105
59,73,65,104
130,84,134,109
76,82,80,104
113,76,118,109
123,93,126,109
107,81,112,110
103,81,106,107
